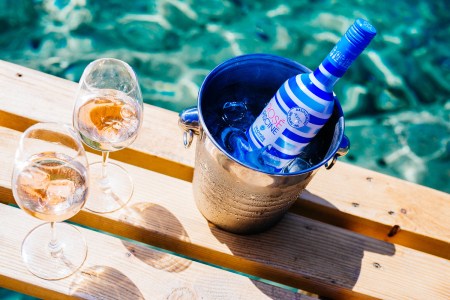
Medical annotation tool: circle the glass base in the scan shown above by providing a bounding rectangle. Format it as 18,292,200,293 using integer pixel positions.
85,161,133,213
22,222,87,280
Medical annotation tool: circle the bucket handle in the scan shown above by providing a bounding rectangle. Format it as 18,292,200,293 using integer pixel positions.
178,106,200,149
325,135,350,169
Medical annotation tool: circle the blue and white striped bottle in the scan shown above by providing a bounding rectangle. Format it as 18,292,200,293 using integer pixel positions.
246,18,376,172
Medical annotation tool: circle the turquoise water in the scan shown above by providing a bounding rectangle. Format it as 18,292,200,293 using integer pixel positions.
0,0,449,297
0,288,38,300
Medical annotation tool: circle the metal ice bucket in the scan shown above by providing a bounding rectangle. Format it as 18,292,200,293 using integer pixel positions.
179,54,349,234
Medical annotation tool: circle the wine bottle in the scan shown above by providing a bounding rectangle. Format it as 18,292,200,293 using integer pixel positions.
246,18,377,171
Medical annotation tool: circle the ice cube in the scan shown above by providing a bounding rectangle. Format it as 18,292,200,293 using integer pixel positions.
117,117,139,140
100,125,120,141
125,117,139,132
120,104,135,120
111,121,121,131
46,179,75,206
282,156,313,173
222,101,247,124
19,167,50,190
221,127,251,163
80,122,102,141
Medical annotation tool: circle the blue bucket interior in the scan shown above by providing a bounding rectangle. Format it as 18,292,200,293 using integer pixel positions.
198,54,345,175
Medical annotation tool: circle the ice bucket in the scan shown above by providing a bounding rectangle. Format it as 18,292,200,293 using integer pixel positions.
179,54,349,234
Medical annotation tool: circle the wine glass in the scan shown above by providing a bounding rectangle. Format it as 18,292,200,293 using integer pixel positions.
73,58,143,214
12,122,89,280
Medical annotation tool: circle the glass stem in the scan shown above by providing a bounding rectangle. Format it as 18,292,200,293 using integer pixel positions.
101,151,109,179
50,222,57,244
49,222,62,257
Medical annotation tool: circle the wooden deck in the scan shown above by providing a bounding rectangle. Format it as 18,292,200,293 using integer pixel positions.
0,60,449,299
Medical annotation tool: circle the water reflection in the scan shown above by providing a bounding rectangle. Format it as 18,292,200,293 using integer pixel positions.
165,287,199,300
121,202,192,272
70,265,145,299
123,240,191,273
2,0,448,191
121,202,190,242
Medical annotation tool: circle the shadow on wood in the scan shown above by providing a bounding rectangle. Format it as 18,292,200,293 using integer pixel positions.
123,240,191,273
69,266,145,299
208,196,396,299
118,202,192,272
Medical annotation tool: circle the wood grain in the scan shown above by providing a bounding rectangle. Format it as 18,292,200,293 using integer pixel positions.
0,60,195,181
0,60,449,259
0,203,309,300
1,126,449,300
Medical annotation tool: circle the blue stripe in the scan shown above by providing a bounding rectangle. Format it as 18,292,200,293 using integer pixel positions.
279,77,331,126
274,137,296,152
282,128,312,144
313,68,329,84
309,114,329,125
274,93,287,114
296,124,312,134
323,59,345,77
286,78,326,113
278,82,299,110
266,146,297,160
300,75,333,101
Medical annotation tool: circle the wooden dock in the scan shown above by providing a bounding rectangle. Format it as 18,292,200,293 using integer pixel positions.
0,60,449,299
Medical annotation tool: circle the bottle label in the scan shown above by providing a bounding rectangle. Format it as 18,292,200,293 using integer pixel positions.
248,99,287,147
248,75,334,152
287,107,309,129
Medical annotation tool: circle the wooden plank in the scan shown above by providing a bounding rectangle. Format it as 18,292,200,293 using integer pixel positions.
0,204,308,300
0,59,449,258
1,126,449,299
295,163,450,258
0,60,195,182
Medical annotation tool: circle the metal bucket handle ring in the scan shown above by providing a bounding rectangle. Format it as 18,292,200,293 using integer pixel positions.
325,135,350,169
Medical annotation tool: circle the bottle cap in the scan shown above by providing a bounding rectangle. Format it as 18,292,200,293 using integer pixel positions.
346,18,377,50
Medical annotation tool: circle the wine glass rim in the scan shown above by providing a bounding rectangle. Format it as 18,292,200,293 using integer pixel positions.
81,57,140,96
17,122,86,165
20,153,82,170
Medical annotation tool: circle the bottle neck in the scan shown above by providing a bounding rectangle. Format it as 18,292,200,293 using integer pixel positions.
310,35,365,92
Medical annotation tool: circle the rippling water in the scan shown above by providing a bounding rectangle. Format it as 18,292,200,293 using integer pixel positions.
1,0,449,195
